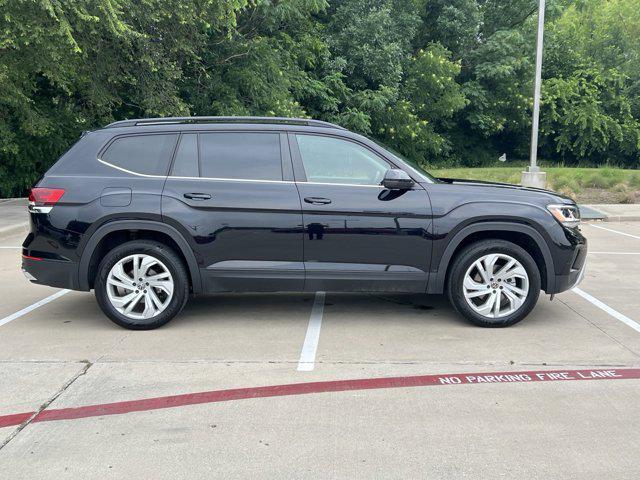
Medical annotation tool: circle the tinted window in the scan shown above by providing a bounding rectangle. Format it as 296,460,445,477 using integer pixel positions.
296,135,389,185
171,134,198,177
102,134,178,176
200,133,282,180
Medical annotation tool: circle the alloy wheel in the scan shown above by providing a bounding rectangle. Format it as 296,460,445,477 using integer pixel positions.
462,253,529,319
106,254,174,320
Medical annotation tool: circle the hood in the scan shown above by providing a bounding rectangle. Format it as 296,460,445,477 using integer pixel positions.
435,177,575,204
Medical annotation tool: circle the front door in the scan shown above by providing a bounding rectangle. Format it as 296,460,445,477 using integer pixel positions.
162,130,304,292
290,133,432,292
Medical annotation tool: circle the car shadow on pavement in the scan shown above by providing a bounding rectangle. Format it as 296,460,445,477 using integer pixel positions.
177,292,461,327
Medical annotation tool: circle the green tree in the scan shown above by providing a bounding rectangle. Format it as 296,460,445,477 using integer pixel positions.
0,0,248,196
322,0,467,163
416,0,480,58
542,0,640,164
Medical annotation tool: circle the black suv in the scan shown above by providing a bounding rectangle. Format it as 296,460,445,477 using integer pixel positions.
22,116,587,329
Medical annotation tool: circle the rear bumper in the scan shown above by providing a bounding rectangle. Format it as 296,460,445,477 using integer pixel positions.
22,208,84,291
21,256,79,290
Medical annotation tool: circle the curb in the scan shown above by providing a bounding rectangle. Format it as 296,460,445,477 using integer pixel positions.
0,223,28,241
581,204,640,223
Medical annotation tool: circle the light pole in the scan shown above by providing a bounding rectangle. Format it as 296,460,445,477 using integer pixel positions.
521,0,548,188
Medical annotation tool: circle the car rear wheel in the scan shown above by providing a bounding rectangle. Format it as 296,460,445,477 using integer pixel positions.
447,240,541,327
95,240,189,330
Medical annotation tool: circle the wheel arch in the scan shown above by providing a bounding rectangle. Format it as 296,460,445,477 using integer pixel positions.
428,222,555,295
78,220,202,293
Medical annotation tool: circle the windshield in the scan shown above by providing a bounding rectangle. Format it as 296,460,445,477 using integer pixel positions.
368,138,437,183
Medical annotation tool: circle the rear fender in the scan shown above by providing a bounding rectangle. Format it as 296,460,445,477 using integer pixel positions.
78,220,202,293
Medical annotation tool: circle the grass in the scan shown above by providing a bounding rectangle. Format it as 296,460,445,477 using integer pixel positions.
429,166,640,204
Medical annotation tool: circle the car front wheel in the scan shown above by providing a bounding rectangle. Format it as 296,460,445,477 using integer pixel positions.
95,240,189,330
447,240,541,327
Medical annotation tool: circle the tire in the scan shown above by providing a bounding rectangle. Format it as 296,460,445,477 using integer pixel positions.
95,240,189,330
446,240,541,327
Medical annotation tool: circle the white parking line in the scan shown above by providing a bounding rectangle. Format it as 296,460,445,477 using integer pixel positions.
297,291,326,372
588,224,640,240
0,246,21,249
588,252,640,255
572,287,640,334
0,289,70,328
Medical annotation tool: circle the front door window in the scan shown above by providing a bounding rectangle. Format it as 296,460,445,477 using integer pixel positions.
296,134,389,186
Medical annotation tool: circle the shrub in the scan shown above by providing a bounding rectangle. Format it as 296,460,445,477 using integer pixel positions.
583,172,618,189
551,174,580,193
629,173,640,188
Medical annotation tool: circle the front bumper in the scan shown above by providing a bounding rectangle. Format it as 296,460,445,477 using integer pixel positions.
551,239,588,293
554,259,586,292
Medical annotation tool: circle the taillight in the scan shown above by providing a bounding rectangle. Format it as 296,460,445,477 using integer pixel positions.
29,188,65,205
28,188,65,214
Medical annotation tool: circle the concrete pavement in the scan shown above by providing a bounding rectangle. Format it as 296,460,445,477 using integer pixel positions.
0,198,28,240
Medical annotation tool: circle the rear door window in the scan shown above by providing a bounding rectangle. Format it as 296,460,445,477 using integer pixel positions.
200,132,282,181
102,134,178,176
170,134,199,177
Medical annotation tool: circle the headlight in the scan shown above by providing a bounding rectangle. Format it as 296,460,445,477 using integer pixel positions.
547,204,580,228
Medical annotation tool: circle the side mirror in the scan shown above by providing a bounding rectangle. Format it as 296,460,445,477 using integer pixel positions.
382,169,415,190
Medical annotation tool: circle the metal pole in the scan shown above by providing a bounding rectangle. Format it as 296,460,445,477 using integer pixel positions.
529,0,545,173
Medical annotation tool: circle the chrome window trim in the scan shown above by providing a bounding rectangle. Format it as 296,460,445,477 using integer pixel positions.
98,158,161,178
99,157,388,187
171,176,295,184
98,158,295,183
96,129,428,186
302,181,385,188
97,132,179,177
99,130,288,183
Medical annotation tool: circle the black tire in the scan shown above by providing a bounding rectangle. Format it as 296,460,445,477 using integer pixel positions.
95,240,189,330
446,240,541,327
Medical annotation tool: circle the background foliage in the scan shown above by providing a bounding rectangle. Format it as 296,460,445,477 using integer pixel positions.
1,0,639,196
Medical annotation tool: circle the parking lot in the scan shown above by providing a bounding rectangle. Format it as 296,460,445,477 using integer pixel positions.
1,221,640,478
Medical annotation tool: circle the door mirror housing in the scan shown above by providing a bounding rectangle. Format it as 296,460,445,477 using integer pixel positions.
382,169,415,190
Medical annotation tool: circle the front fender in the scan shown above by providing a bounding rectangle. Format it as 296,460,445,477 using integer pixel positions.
427,220,556,294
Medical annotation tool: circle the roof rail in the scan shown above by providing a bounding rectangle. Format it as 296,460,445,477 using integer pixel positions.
105,116,345,130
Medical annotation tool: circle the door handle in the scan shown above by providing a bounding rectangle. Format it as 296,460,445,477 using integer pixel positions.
183,193,212,200
304,197,332,205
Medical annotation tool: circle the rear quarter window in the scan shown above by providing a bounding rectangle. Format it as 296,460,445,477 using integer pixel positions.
101,134,178,176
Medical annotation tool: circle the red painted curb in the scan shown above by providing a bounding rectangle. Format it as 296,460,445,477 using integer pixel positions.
1,368,638,429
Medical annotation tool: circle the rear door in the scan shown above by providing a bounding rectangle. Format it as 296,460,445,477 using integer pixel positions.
161,130,304,292
290,132,432,292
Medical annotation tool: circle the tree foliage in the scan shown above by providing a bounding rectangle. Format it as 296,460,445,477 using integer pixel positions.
0,0,639,196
